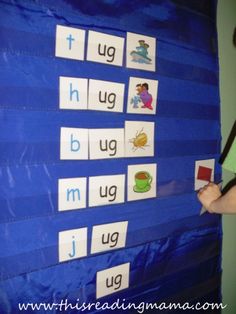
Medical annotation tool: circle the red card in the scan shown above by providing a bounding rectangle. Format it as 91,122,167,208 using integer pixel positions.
197,166,212,181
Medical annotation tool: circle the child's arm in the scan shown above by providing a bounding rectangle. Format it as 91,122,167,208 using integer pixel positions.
198,183,236,214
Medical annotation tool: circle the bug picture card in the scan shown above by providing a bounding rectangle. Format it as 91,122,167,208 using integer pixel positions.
127,77,158,115
125,121,155,157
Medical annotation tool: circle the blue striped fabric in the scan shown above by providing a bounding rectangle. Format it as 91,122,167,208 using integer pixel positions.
0,0,221,312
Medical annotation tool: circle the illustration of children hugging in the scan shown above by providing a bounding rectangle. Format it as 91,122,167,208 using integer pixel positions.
130,83,153,110
127,76,158,115
140,83,153,110
130,84,142,108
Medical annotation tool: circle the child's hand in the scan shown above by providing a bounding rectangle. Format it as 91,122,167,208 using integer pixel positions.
197,182,222,213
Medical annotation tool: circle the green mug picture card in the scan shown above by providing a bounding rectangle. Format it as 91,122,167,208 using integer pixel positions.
127,163,157,201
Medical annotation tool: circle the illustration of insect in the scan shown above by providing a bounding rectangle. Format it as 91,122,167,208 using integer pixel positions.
129,128,149,152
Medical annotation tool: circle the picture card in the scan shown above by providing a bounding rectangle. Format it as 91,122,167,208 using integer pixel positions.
55,25,86,61
58,177,87,211
89,174,125,207
96,263,130,299
91,221,128,254
127,163,157,201
59,227,87,262
89,128,124,159
88,79,125,113
125,120,155,157
194,159,215,191
126,32,156,72
59,76,88,110
197,166,212,181
60,127,89,160
87,30,124,66
127,77,158,115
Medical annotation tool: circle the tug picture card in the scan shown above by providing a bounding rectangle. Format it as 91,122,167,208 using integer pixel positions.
125,121,155,157
194,159,215,190
126,32,156,72
127,77,158,115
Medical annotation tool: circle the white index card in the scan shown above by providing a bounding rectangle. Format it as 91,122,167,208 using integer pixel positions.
58,177,87,211
88,79,125,113
89,128,124,159
55,25,86,60
59,76,88,110
87,30,125,66
91,221,128,254
125,120,155,157
96,263,130,299
89,174,125,207
59,227,87,262
60,127,89,160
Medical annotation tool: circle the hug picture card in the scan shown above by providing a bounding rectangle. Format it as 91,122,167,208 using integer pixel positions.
127,77,158,115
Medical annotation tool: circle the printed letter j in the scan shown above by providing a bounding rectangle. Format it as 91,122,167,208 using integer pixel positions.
69,236,76,258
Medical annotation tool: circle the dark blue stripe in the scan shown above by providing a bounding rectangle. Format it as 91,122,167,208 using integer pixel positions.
0,0,218,54
0,139,219,166
0,26,53,58
0,155,222,195
158,41,218,71
159,100,219,120
0,253,221,312
0,107,221,165
0,175,221,224
0,85,220,117
123,273,221,313
0,97,220,122
0,153,221,223
0,26,218,86
0,222,221,281
0,202,221,261
158,57,218,85
0,111,220,141
0,0,221,308
158,140,220,157
0,26,219,71
0,55,220,103
170,0,217,20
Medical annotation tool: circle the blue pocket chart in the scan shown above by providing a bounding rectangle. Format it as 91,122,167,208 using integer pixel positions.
0,0,222,312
